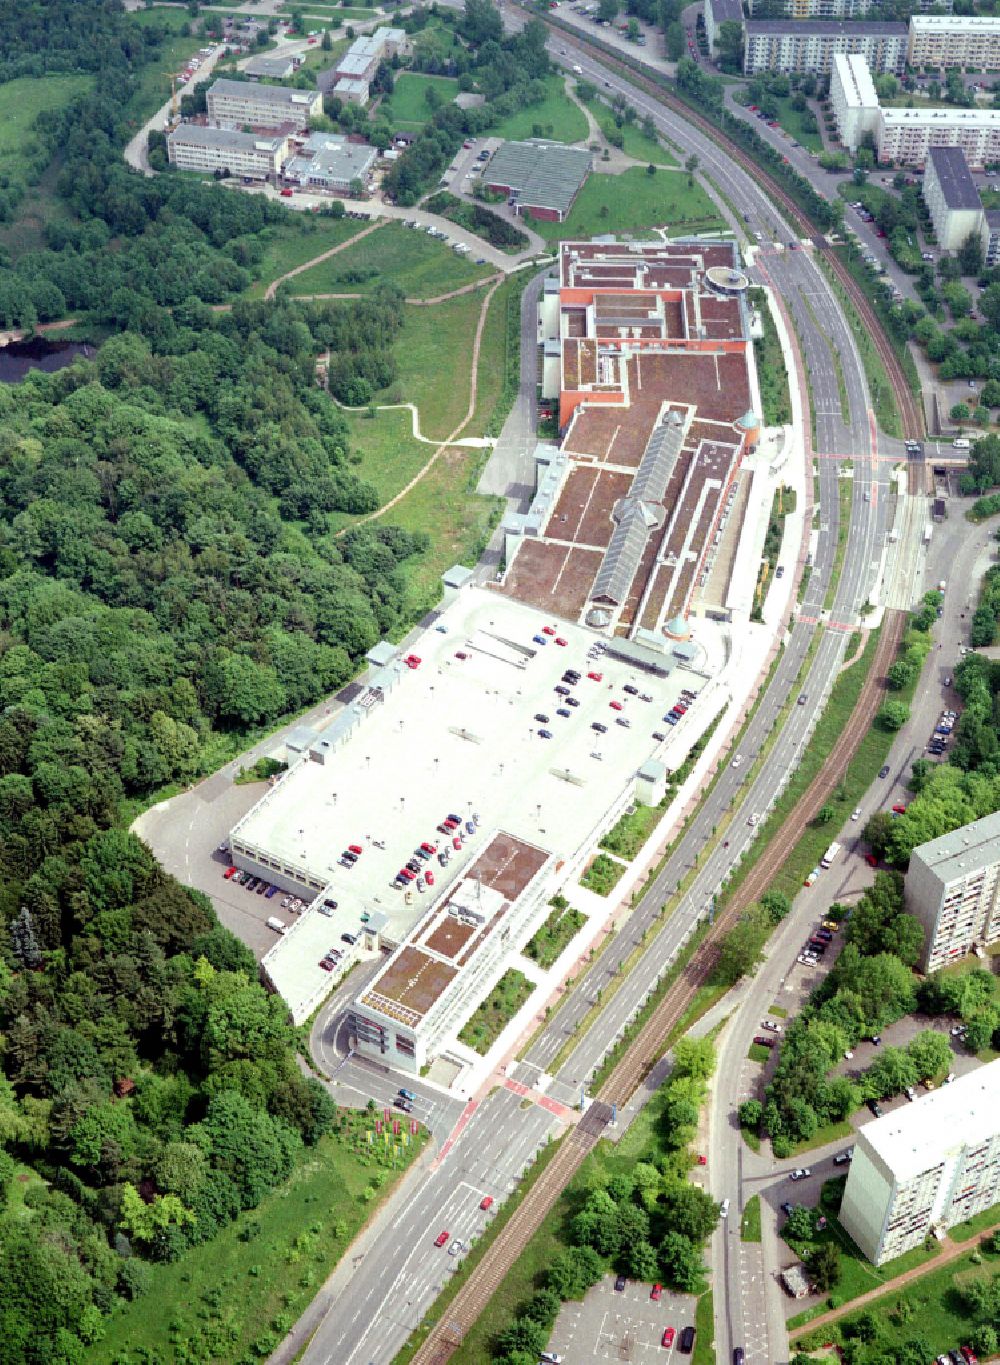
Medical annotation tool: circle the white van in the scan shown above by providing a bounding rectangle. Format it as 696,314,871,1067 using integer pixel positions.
572,63,583,73
953,438,970,449
266,917,286,934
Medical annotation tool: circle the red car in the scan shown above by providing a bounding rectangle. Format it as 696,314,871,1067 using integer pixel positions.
425,870,435,886
224,865,237,879
405,654,421,669
588,671,603,681
650,1283,662,1301
434,1230,449,1248
864,853,878,867
610,700,623,711
480,1195,494,1210
555,637,568,647
348,843,363,856
420,842,436,854
892,803,907,815
453,836,462,850
696,1154,707,1165
280,188,293,197
455,651,468,660
662,1327,675,1348
542,626,556,635
398,868,415,882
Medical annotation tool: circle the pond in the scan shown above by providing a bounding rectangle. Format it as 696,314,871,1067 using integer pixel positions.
0,336,92,383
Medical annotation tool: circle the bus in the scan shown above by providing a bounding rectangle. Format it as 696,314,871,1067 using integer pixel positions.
820,842,841,869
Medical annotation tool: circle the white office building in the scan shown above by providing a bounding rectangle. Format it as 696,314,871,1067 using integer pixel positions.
923,145,984,250
283,132,377,193
167,124,289,179
830,52,880,153
742,19,907,74
840,1059,1000,1265
909,14,1000,70
906,810,1000,972
206,78,322,131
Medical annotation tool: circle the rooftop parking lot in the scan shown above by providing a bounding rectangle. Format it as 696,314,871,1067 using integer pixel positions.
239,589,706,1017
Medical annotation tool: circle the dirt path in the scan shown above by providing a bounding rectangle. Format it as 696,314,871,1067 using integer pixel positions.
347,275,503,528
839,626,869,671
788,1218,1000,1342
263,219,387,300
294,273,502,307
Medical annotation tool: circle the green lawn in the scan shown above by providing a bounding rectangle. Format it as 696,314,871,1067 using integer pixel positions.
741,1195,762,1242
459,969,535,1054
599,802,666,861
287,221,493,299
692,1290,715,1365
750,286,791,427
381,72,459,128
748,1042,772,1063
786,1118,853,1157
768,94,823,154
795,1243,999,1356
530,167,725,241
491,73,589,144
95,1114,425,1364
334,407,432,518
122,8,205,128
951,1200,1000,1243
391,292,489,440
245,217,367,297
580,852,626,897
598,115,679,166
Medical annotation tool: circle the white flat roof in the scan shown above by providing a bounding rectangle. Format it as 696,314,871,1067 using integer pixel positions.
833,52,878,109
911,809,1000,883
880,106,1000,126
911,13,1000,29
232,587,706,947
862,1058,1000,1181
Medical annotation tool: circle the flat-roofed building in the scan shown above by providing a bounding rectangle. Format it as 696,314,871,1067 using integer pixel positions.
283,132,377,193
748,0,951,14
906,810,1000,972
876,105,1000,167
923,145,984,249
243,54,296,79
484,139,591,221
982,207,1000,266
840,1059,1000,1265
743,18,907,73
705,0,744,55
206,77,322,131
909,14,1000,70
326,25,410,103
830,52,880,152
167,124,289,178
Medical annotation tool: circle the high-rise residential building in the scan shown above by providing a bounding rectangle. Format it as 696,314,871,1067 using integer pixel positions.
923,145,985,250
876,105,1000,167
830,52,880,152
205,78,322,131
908,14,1000,70
747,0,951,14
742,19,907,74
840,1059,1000,1265
982,208,1000,266
906,811,1000,972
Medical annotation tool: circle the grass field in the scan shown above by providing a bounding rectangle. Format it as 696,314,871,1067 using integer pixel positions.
122,7,205,127
381,72,459,128
287,221,493,299
245,217,366,297
693,1291,715,1365
334,407,432,520
531,167,725,242
95,1116,425,1364
768,94,823,154
593,111,678,166
0,75,92,188
741,1195,762,1242
391,291,490,439
491,73,589,144
822,253,902,438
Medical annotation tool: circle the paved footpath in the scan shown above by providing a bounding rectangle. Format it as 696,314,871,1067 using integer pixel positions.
789,1219,1000,1342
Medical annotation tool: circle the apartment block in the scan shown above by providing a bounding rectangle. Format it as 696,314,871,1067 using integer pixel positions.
840,1059,1000,1265
982,208,1000,266
906,810,1000,972
747,0,951,13
742,19,907,74
205,78,322,131
830,52,880,152
705,0,744,54
923,145,984,250
909,15,1000,70
167,124,288,179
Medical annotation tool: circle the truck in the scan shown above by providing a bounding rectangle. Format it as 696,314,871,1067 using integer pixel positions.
820,841,841,869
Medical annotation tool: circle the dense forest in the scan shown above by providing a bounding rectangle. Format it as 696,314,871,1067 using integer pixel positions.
0,2,438,1355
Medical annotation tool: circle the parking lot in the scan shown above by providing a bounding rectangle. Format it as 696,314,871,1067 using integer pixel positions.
547,1274,697,1362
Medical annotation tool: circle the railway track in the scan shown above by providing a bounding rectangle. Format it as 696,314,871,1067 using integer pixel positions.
535,15,924,442
408,611,905,1365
